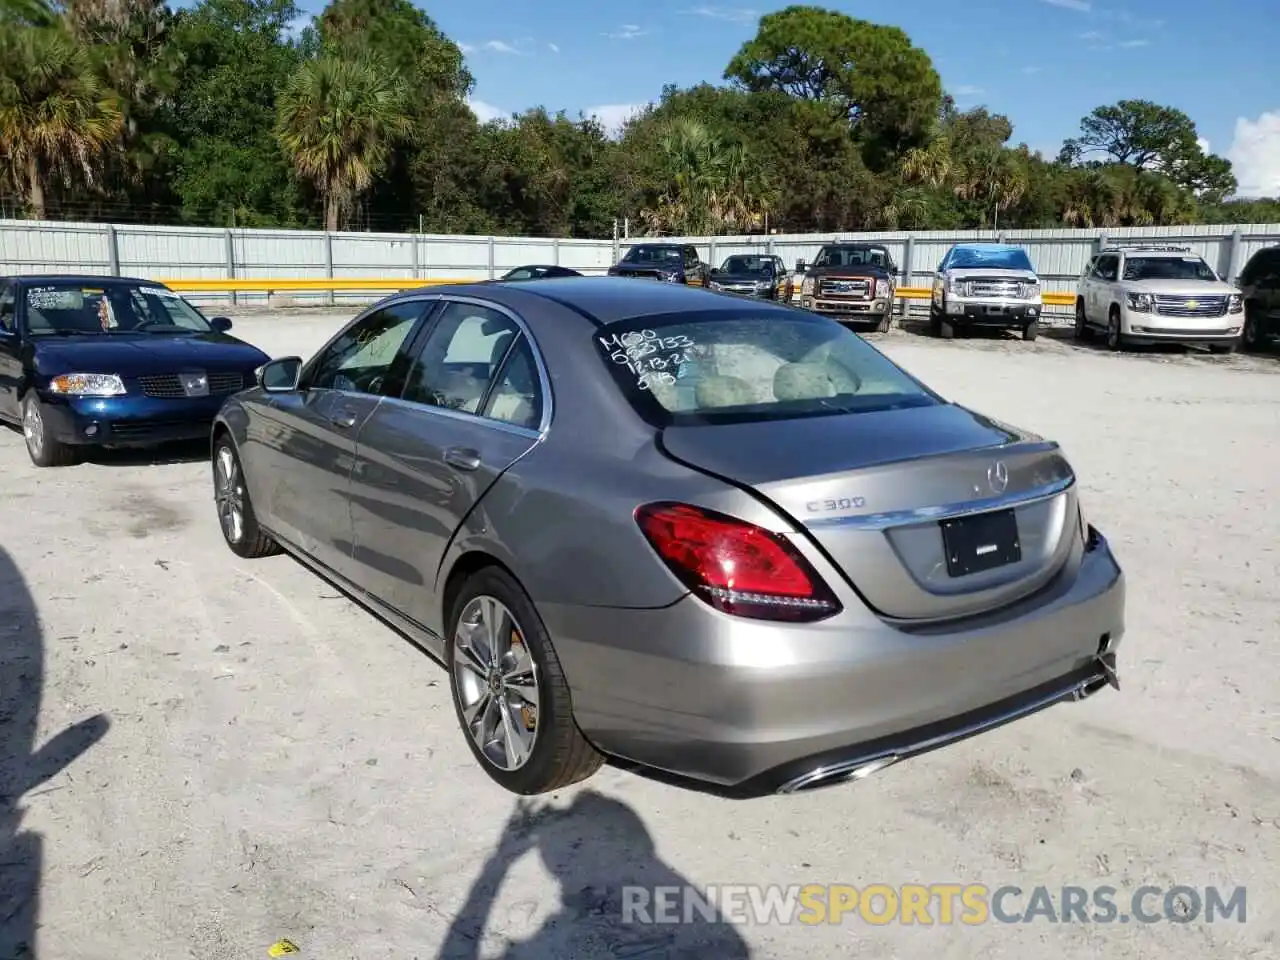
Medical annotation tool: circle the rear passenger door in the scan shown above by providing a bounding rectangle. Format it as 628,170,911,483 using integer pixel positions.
0,282,19,422
347,298,546,628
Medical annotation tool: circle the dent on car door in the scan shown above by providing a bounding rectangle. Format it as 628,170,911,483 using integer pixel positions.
347,299,544,633
253,298,432,579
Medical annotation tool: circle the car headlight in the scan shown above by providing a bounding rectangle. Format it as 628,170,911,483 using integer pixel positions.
875,279,891,299
801,276,815,295
947,276,964,295
1022,282,1042,299
756,279,772,291
709,281,723,291
662,271,680,283
1126,292,1153,312
1228,293,1243,313
48,373,126,397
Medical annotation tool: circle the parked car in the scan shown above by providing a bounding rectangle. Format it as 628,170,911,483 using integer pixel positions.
795,243,898,332
607,243,710,286
500,265,583,281
1075,244,1245,353
0,274,268,467
1237,243,1280,351
708,254,788,300
930,243,1043,340
211,278,1125,798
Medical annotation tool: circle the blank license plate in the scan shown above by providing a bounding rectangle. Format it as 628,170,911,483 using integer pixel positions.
940,508,1021,577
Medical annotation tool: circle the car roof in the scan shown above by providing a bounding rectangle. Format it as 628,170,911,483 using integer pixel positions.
948,243,1023,253
820,242,888,249
7,274,161,286
415,276,789,326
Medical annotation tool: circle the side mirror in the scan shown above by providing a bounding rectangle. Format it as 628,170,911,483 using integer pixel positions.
210,316,233,333
795,259,807,273
258,356,303,392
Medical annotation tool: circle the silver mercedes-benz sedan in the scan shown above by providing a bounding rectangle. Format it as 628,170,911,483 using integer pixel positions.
210,278,1126,798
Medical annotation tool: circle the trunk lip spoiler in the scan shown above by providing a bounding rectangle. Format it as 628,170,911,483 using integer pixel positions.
805,474,1075,532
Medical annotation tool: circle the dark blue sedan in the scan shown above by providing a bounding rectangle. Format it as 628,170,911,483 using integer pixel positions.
0,275,270,467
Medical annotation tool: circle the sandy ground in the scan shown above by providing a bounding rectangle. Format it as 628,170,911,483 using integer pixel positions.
1,307,1278,960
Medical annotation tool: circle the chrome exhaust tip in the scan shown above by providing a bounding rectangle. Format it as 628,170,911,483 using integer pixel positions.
776,754,902,795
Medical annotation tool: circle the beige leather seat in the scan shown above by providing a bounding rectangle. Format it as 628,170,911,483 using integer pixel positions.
694,375,755,408
772,361,861,401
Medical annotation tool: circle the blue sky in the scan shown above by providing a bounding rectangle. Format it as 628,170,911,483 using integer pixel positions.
301,0,1280,197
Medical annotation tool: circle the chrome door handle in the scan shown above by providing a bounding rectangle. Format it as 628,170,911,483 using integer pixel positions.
443,446,481,471
329,408,359,428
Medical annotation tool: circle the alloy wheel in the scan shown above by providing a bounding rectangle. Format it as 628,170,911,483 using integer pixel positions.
452,595,540,771
23,401,43,460
214,445,245,544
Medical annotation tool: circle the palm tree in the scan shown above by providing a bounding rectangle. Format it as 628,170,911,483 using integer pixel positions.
0,26,124,219
275,54,412,231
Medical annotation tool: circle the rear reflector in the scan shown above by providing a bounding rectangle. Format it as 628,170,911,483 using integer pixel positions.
634,502,841,623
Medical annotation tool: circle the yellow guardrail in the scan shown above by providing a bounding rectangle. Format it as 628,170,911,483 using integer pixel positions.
158,277,1078,307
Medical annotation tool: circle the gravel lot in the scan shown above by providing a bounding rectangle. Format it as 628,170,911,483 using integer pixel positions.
2,307,1277,960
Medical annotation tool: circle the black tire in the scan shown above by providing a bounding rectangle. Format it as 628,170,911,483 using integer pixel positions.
446,565,603,795
940,318,957,339
212,436,280,559
1074,300,1093,341
1242,309,1263,351
929,303,943,336
22,393,78,468
875,312,892,333
1022,320,1039,341
1106,308,1124,352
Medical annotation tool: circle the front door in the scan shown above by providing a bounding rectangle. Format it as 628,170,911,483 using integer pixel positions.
254,297,433,581
348,298,545,632
0,283,19,422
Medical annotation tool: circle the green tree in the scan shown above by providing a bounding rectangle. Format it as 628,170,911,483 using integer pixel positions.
275,53,412,230
724,5,942,161
0,24,124,218
1059,99,1236,200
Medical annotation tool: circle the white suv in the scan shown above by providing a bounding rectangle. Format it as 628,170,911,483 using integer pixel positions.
1075,245,1245,353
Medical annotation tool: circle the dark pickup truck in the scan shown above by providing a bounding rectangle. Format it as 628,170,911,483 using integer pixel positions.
607,243,710,286
795,243,898,332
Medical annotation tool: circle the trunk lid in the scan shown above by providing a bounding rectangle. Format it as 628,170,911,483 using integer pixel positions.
660,403,1078,621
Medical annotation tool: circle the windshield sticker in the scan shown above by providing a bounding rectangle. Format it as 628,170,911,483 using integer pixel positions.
141,285,180,298
598,329,698,391
26,287,84,310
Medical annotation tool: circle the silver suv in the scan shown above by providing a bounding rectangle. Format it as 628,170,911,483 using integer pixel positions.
1074,244,1244,353
929,243,1043,341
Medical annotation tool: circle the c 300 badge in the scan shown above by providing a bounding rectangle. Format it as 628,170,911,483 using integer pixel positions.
806,496,867,512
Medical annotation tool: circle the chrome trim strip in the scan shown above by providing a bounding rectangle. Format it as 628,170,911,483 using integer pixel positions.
374,392,541,440
805,475,1074,532
776,664,1113,795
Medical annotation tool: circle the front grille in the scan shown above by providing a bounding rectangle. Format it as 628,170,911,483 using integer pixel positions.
1152,295,1227,318
139,372,244,398
819,278,871,298
965,279,1025,298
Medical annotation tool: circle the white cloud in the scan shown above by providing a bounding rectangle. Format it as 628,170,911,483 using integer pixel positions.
683,6,759,23
1118,38,1149,48
1079,30,1105,40
585,103,647,137
548,42,560,53
1228,110,1280,198
953,85,984,97
605,24,646,40
1197,137,1211,154
1041,0,1090,11
483,40,522,54
467,98,507,124
458,42,474,53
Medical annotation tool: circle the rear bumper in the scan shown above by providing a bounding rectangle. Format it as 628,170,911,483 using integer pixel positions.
40,393,226,446
544,528,1125,797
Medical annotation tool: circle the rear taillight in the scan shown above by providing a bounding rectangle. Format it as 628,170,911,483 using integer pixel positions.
634,502,841,623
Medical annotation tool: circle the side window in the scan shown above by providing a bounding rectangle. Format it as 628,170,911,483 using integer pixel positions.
1093,255,1118,281
308,300,427,395
684,246,700,266
401,301,519,414
481,335,543,430
1083,255,1098,278
0,283,14,333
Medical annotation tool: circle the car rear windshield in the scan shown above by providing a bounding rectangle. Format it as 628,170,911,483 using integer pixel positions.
1122,256,1217,282
594,309,938,426
814,247,889,268
721,256,772,274
947,247,1033,271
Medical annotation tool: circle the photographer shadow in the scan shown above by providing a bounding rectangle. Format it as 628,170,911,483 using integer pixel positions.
0,545,110,958
438,789,751,959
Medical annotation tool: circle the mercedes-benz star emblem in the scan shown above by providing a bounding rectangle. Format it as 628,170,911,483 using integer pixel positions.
987,461,1009,494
